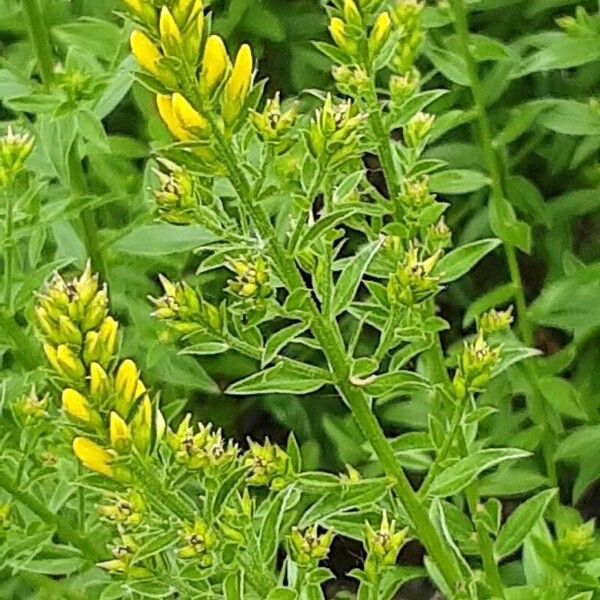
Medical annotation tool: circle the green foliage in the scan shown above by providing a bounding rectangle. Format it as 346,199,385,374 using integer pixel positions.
0,0,599,598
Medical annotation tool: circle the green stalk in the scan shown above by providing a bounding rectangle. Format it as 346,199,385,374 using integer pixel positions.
449,0,558,492
449,0,530,345
207,117,464,594
66,144,107,279
3,192,14,309
22,0,54,87
0,474,104,562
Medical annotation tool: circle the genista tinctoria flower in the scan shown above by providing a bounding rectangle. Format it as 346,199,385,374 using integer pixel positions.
36,266,166,481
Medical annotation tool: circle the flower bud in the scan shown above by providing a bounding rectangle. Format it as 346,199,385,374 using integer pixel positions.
0,128,34,188
62,388,101,428
159,7,183,57
369,11,391,57
130,30,161,78
110,411,132,453
72,437,115,478
364,511,408,579
343,0,362,27
199,35,229,97
328,17,357,56
130,395,153,454
156,94,190,141
404,111,435,148
477,307,513,335
114,359,143,418
222,44,253,126
288,526,334,568
44,343,86,381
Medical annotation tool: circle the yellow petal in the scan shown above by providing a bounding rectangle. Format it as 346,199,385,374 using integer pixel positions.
62,388,92,423
156,94,190,141
109,411,132,453
172,93,209,135
159,6,182,53
115,359,139,418
200,35,228,95
130,30,161,77
89,362,109,398
131,396,153,454
72,437,114,478
224,44,253,104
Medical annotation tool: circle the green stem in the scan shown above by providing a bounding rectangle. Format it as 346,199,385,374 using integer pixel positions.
207,119,464,594
418,392,468,499
22,0,54,87
365,85,402,219
0,474,104,562
66,143,107,279
3,192,14,309
449,0,530,345
449,0,558,494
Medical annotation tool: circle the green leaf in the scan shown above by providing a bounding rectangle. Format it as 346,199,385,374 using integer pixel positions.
332,239,382,315
224,571,244,600
262,322,308,366
260,487,295,567
489,194,531,253
297,206,360,251
430,448,531,497
463,283,516,327
429,169,489,194
266,589,298,600
435,238,500,283
495,489,557,558
114,224,216,256
538,376,588,421
227,362,331,395
555,425,600,461
52,18,122,61
425,43,470,86
363,371,430,398
537,100,600,136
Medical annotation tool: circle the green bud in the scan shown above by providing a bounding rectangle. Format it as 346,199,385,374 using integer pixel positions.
288,526,334,568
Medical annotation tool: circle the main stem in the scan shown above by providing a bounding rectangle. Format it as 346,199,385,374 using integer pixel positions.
22,0,54,87
3,192,14,309
449,0,558,491
209,121,463,594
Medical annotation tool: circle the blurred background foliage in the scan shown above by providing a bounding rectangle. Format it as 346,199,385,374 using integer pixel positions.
0,0,599,507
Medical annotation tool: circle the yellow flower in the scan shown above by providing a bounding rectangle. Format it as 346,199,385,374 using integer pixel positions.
156,94,190,141
110,411,132,453
159,7,182,56
130,396,153,454
115,359,144,418
72,437,114,478
329,18,348,50
172,93,210,136
130,30,161,78
369,11,391,57
43,343,86,381
222,44,253,125
90,362,110,400
62,388,98,426
199,35,228,96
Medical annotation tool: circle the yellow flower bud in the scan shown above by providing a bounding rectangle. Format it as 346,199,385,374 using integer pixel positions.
157,94,190,141
343,0,362,27
130,30,161,78
159,7,182,56
222,44,253,125
199,35,229,96
62,388,98,426
44,343,86,381
172,93,210,136
110,411,132,453
115,359,141,418
369,11,391,57
329,17,348,50
57,315,82,345
73,437,114,478
130,396,153,454
90,362,111,400
123,0,156,25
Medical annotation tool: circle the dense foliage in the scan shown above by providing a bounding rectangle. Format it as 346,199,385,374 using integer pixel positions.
0,0,599,598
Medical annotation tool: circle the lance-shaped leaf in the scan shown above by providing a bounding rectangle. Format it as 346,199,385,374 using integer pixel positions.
227,361,331,395
434,238,501,283
262,322,308,367
332,238,383,315
429,448,531,497
495,488,557,558
362,370,430,398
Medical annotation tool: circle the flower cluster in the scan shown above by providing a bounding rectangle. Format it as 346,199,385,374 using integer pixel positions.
364,511,409,580
127,0,255,166
0,127,34,189
35,264,164,480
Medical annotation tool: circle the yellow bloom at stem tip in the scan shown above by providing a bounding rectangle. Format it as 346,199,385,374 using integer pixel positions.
130,30,161,78
200,35,229,96
72,437,114,478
